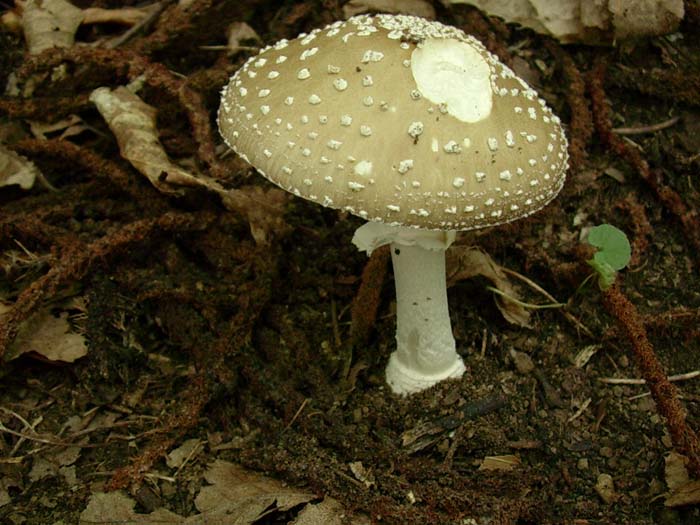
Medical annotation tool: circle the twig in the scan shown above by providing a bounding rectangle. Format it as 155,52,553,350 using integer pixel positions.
486,286,565,309
612,116,680,135
105,1,168,49
567,398,592,423
284,398,310,431
500,267,596,339
0,422,68,446
599,370,700,385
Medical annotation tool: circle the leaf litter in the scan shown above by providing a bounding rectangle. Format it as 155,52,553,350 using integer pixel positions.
80,460,365,525
1,0,700,524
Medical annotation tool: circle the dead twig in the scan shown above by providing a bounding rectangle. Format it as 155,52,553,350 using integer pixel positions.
500,267,595,339
612,116,681,135
599,370,700,385
401,394,508,453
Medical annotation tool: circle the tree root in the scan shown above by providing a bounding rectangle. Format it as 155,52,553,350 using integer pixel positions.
350,245,390,349
13,139,162,210
603,284,700,478
588,57,700,262
0,211,215,358
544,41,593,172
107,246,277,490
6,47,224,179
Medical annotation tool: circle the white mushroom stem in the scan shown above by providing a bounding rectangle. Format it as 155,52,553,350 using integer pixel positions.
352,222,466,395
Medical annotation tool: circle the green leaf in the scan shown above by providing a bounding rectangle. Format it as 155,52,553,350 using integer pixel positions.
587,224,631,270
586,224,631,290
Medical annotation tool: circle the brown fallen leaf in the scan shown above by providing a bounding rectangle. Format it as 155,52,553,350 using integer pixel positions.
89,85,288,244
28,114,89,141
343,0,436,18
664,451,700,507
0,143,43,190
226,21,262,53
439,0,684,44
595,473,619,504
82,5,159,26
20,0,84,54
194,460,314,518
292,496,369,525
6,308,87,363
166,438,202,469
79,491,181,524
478,454,521,471
81,460,368,524
446,246,531,327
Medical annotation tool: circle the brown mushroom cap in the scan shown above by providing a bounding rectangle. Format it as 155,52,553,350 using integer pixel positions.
218,14,568,231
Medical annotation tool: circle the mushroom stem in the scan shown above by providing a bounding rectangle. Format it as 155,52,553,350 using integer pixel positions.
352,222,465,394
386,239,465,394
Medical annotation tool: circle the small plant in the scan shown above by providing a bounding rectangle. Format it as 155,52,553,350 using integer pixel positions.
586,224,631,290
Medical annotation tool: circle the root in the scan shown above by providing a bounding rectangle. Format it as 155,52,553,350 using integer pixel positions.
6,47,224,178
350,245,390,349
544,41,593,172
0,212,214,358
602,284,700,478
12,139,161,210
588,58,700,261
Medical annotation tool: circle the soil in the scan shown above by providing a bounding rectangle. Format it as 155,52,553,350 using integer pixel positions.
1,1,700,524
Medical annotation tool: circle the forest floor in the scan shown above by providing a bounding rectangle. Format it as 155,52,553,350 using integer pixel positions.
1,1,699,524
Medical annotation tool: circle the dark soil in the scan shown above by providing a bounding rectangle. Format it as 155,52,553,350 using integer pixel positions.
1,1,700,524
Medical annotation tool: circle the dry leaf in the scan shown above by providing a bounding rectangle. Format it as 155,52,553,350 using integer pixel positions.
0,479,14,508
292,497,354,525
6,309,88,363
90,85,288,245
28,457,57,482
440,0,684,44
574,344,603,368
664,451,700,507
478,454,521,471
510,348,535,374
89,85,203,196
195,460,314,519
29,114,88,141
82,5,157,26
594,473,618,504
79,492,181,524
0,143,41,190
343,0,436,18
166,438,202,469
665,480,700,507
226,21,262,52
21,0,84,54
665,451,690,491
54,439,87,467
446,247,531,327
349,461,375,488
224,185,290,246
80,463,363,524
608,0,684,39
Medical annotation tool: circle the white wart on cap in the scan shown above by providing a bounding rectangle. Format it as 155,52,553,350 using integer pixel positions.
218,14,568,231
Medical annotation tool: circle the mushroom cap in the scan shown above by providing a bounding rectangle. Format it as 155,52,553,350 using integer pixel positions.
218,14,568,231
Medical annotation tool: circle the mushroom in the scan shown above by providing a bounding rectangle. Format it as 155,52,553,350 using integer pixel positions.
218,14,568,395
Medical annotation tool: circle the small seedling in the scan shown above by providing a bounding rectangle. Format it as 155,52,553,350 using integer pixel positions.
586,224,631,290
